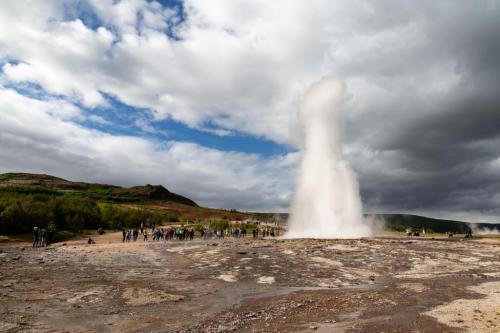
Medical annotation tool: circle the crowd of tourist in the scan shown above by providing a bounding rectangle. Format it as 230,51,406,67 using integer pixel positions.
32,224,281,247
121,225,280,242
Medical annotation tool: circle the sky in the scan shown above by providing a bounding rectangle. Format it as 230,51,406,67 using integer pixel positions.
0,0,499,222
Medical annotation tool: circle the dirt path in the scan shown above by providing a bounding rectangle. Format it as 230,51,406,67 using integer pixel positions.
1,236,499,332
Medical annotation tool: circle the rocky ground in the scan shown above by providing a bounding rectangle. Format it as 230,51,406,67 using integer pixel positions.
1,233,499,332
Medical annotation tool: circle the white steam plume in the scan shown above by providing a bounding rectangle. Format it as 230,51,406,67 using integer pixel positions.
469,224,500,235
285,78,372,239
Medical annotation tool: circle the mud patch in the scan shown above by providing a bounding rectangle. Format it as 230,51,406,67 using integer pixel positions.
326,244,362,252
67,286,108,304
397,282,429,293
122,287,184,306
396,257,467,278
311,256,343,267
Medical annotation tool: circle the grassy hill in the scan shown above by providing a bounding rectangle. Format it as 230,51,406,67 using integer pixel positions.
0,172,277,236
0,173,197,206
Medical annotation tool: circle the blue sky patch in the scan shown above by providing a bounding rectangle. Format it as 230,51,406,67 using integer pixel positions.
79,93,293,157
2,58,292,158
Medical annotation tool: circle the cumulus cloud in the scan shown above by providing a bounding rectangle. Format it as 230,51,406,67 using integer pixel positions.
0,0,499,220
0,87,296,211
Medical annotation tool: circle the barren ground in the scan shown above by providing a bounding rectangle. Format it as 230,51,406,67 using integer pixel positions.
1,233,499,332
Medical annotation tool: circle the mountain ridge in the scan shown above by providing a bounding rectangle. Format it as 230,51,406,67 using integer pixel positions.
0,172,197,206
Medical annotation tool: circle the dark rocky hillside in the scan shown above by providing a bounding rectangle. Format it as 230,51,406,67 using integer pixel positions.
112,184,197,206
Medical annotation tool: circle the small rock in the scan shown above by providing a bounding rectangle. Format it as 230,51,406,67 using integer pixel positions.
309,325,318,330
245,312,257,318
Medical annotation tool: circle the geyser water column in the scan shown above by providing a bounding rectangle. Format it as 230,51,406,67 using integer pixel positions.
286,78,372,239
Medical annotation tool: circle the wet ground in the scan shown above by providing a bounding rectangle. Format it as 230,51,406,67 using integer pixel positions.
1,233,499,332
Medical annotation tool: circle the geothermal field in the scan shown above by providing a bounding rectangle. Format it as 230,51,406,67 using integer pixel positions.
2,2,500,332
1,77,500,333
1,233,500,332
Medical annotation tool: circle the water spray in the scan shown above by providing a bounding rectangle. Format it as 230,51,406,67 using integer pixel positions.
285,78,372,238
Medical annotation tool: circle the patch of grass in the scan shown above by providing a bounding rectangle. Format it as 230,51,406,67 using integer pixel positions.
51,230,76,242
86,187,114,195
0,234,32,242
0,185,60,195
0,173,14,181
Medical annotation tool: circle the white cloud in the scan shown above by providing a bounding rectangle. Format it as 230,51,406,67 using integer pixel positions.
0,0,492,146
134,118,156,133
0,1,499,220
0,87,295,211
0,0,342,145
87,114,111,125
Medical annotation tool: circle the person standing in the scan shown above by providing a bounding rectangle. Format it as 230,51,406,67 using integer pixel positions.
33,227,39,247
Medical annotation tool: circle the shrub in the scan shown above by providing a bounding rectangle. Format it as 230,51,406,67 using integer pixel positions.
209,219,229,231
0,187,101,234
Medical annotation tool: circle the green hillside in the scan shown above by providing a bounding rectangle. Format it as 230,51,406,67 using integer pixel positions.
0,173,197,206
379,214,500,233
0,173,275,236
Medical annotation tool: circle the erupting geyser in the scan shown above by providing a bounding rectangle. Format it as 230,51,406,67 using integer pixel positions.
286,78,372,238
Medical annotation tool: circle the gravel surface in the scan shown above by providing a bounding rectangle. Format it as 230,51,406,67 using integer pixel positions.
0,233,499,332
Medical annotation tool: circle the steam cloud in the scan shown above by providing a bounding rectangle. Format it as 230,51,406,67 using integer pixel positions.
286,78,372,239
469,224,500,235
